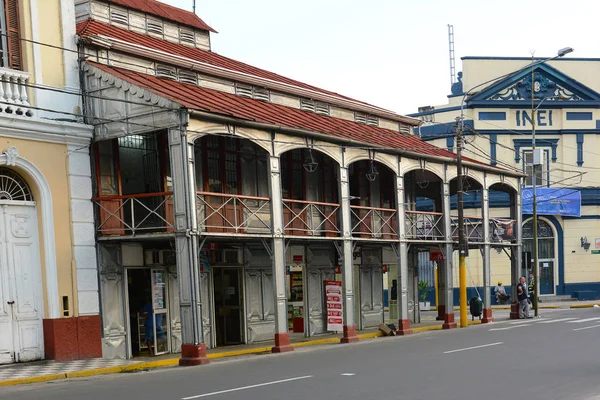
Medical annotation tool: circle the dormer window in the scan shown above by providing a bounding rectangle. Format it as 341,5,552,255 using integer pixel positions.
155,64,177,80
179,29,195,45
0,0,22,70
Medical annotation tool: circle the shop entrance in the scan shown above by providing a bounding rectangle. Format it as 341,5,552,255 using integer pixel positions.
213,267,244,346
126,268,170,357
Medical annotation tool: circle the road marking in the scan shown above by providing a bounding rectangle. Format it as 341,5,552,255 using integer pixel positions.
181,376,313,399
509,318,546,324
489,324,532,331
341,373,356,376
444,342,503,354
566,317,600,324
573,324,600,332
537,318,577,324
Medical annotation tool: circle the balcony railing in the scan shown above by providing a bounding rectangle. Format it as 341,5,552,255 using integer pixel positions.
0,68,32,116
196,191,271,234
451,215,484,243
350,205,397,239
404,211,444,241
283,199,340,237
93,192,174,236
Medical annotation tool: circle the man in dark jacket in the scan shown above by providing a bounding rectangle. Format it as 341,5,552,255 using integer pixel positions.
518,276,531,319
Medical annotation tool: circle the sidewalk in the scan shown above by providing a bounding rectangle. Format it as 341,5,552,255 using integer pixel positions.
1,300,596,387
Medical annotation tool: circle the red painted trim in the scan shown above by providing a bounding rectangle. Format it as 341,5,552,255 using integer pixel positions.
272,333,294,353
481,308,494,323
396,319,413,335
442,313,457,329
437,304,446,321
43,316,102,361
179,343,210,366
510,302,521,319
340,325,359,343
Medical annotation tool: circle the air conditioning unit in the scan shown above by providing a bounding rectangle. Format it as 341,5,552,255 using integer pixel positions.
145,249,177,266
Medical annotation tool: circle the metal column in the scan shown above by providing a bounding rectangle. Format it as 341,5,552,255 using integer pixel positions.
510,182,523,319
339,166,359,342
269,155,293,352
442,181,457,328
395,169,412,334
482,183,493,323
168,126,208,366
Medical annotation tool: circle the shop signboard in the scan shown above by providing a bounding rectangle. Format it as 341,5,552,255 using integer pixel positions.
325,280,343,332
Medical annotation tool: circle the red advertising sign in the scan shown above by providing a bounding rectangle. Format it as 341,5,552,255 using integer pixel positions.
325,280,343,332
430,248,444,262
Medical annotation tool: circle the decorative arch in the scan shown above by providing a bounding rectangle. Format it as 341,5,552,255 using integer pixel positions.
522,215,564,294
274,141,343,166
0,146,59,319
486,176,519,192
345,154,398,175
0,167,34,201
400,164,444,181
189,125,273,155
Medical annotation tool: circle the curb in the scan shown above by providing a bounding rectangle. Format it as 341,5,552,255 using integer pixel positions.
570,304,599,309
0,320,482,387
430,305,561,311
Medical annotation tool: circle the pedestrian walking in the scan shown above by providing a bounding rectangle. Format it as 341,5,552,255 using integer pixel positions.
517,276,531,319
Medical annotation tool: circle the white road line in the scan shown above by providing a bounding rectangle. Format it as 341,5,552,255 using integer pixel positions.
444,342,503,354
181,376,313,399
509,318,547,324
566,317,600,324
536,317,577,324
573,324,600,332
341,373,356,376
489,324,532,331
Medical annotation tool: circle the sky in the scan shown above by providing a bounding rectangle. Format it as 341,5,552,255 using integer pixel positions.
163,0,600,115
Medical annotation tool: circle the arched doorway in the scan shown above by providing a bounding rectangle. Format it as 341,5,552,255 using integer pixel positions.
523,218,556,295
0,167,44,364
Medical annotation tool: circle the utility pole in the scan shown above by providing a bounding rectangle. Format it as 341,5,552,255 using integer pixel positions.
531,59,540,318
455,116,468,327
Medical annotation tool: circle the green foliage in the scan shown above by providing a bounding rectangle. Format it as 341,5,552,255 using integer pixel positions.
418,280,430,302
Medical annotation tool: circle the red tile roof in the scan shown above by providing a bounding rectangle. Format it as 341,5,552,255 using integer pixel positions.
105,0,216,32
86,61,479,163
77,20,412,123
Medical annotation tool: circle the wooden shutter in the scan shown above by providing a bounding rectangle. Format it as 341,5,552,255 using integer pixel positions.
5,0,22,70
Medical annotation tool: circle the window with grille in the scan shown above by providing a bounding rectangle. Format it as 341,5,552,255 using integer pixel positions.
109,6,129,26
180,29,195,45
235,83,270,102
146,18,164,36
354,112,379,127
0,0,22,70
300,99,330,116
155,64,177,80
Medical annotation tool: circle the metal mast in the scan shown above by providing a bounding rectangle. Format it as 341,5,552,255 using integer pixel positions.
448,25,456,87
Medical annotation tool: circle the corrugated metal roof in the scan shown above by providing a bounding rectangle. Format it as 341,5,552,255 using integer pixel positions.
86,61,478,163
77,20,417,124
104,0,217,32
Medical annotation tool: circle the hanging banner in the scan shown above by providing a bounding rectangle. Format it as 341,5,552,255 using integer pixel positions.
522,188,581,217
325,280,343,332
490,219,516,242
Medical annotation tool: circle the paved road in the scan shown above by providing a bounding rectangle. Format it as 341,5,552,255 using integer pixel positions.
4,308,600,400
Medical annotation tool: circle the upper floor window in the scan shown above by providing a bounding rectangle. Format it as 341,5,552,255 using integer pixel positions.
0,0,22,70
523,150,549,187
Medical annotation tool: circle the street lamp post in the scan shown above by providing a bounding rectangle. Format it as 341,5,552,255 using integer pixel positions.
456,47,573,326
530,47,573,317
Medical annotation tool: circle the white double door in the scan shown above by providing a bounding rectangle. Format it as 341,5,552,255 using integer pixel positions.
0,204,44,364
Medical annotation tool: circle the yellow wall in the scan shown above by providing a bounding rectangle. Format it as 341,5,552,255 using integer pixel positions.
0,137,74,317
37,0,66,87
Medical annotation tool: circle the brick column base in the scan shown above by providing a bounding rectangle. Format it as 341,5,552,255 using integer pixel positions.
510,302,520,319
340,325,359,343
179,343,209,366
436,305,446,321
396,319,413,335
481,308,494,323
442,313,457,329
272,333,294,353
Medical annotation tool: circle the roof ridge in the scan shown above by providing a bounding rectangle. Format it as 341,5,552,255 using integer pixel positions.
77,20,416,123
